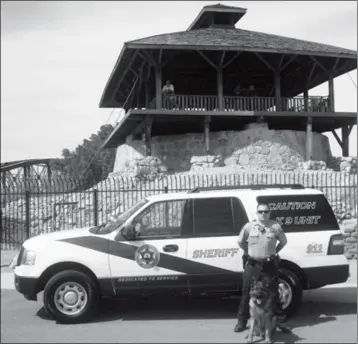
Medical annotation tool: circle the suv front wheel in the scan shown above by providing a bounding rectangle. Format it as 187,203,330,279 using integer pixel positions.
277,268,303,318
43,270,99,324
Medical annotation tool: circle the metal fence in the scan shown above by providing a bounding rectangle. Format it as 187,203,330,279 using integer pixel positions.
1,172,357,250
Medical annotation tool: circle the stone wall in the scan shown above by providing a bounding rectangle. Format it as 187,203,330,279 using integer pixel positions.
113,124,333,173
342,219,357,259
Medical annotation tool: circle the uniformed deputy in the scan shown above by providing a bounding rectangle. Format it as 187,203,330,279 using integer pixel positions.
234,202,288,333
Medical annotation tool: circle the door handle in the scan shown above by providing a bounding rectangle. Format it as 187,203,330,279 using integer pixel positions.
163,244,179,252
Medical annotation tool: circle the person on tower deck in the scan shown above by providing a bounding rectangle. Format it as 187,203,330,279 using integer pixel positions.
234,202,291,333
162,80,175,95
162,80,177,109
248,84,257,97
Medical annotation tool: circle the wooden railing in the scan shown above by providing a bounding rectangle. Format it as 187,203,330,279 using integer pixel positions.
145,95,331,113
162,95,218,111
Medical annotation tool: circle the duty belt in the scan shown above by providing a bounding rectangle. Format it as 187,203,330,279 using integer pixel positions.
248,255,275,266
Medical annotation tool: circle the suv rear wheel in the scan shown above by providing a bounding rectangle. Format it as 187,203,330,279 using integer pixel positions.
43,270,99,324
277,268,303,318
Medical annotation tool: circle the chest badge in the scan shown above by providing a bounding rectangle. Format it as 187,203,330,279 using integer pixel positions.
135,244,160,269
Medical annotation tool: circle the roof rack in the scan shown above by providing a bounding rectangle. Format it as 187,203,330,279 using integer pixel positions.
187,184,305,193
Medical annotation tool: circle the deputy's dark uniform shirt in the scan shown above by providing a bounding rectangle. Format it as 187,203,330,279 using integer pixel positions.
237,219,287,259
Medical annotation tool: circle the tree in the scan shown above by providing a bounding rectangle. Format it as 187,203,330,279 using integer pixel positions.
50,124,116,189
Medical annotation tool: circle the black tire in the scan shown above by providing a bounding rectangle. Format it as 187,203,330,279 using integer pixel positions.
277,268,302,318
43,270,99,324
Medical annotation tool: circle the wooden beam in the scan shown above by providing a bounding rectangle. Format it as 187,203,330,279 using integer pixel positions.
306,117,313,161
348,125,354,135
342,125,349,157
303,88,308,112
204,116,211,153
331,130,343,148
219,51,226,67
138,51,154,66
328,76,334,111
129,63,145,81
142,50,157,66
223,51,242,69
332,58,340,74
278,55,285,70
307,62,316,84
145,63,152,82
145,82,150,107
310,56,328,74
254,52,275,72
145,116,153,156
217,66,224,110
135,64,145,107
280,54,297,72
197,51,217,70
274,71,281,111
155,65,162,109
158,49,162,66
111,50,139,103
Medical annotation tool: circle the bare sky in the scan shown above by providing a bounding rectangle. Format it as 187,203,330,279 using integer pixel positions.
1,1,357,162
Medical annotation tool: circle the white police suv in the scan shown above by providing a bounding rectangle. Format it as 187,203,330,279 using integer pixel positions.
12,184,349,324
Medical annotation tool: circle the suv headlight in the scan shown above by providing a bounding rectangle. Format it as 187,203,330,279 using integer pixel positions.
21,249,36,266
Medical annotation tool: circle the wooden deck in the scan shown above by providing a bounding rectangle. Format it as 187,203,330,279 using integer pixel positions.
142,94,331,113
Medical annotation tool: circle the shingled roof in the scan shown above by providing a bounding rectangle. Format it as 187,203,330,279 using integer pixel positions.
126,27,356,58
99,4,357,108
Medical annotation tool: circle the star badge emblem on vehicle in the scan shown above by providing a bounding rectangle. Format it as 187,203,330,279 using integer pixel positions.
135,244,160,269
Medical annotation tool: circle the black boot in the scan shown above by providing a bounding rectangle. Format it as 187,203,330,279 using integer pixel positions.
234,320,247,332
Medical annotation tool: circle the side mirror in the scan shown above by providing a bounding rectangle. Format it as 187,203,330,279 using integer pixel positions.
122,221,136,240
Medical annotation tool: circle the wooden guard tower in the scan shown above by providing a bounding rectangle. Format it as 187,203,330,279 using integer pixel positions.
99,4,357,159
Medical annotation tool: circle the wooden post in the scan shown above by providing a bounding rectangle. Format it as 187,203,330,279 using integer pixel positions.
155,66,162,110
204,116,211,153
303,88,309,112
342,125,349,157
274,70,281,111
306,117,313,161
145,82,150,108
328,76,334,112
217,66,224,110
145,116,152,156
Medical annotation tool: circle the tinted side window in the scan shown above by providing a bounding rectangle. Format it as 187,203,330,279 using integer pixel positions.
193,197,235,236
256,194,339,232
134,200,188,239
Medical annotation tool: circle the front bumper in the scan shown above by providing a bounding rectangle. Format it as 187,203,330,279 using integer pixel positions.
303,264,349,289
14,274,38,301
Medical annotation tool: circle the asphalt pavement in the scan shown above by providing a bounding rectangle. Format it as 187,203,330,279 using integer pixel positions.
1,262,357,343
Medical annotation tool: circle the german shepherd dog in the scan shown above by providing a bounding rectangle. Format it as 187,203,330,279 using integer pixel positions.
246,278,277,344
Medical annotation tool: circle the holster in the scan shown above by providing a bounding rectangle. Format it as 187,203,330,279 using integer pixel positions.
242,254,249,268
273,254,281,270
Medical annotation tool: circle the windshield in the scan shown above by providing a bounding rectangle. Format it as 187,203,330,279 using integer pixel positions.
94,198,149,234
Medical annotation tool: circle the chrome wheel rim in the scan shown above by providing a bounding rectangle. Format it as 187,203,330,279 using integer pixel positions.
278,279,292,310
54,282,88,315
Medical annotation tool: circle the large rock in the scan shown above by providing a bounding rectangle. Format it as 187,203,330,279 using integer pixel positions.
328,156,357,174
190,155,224,171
